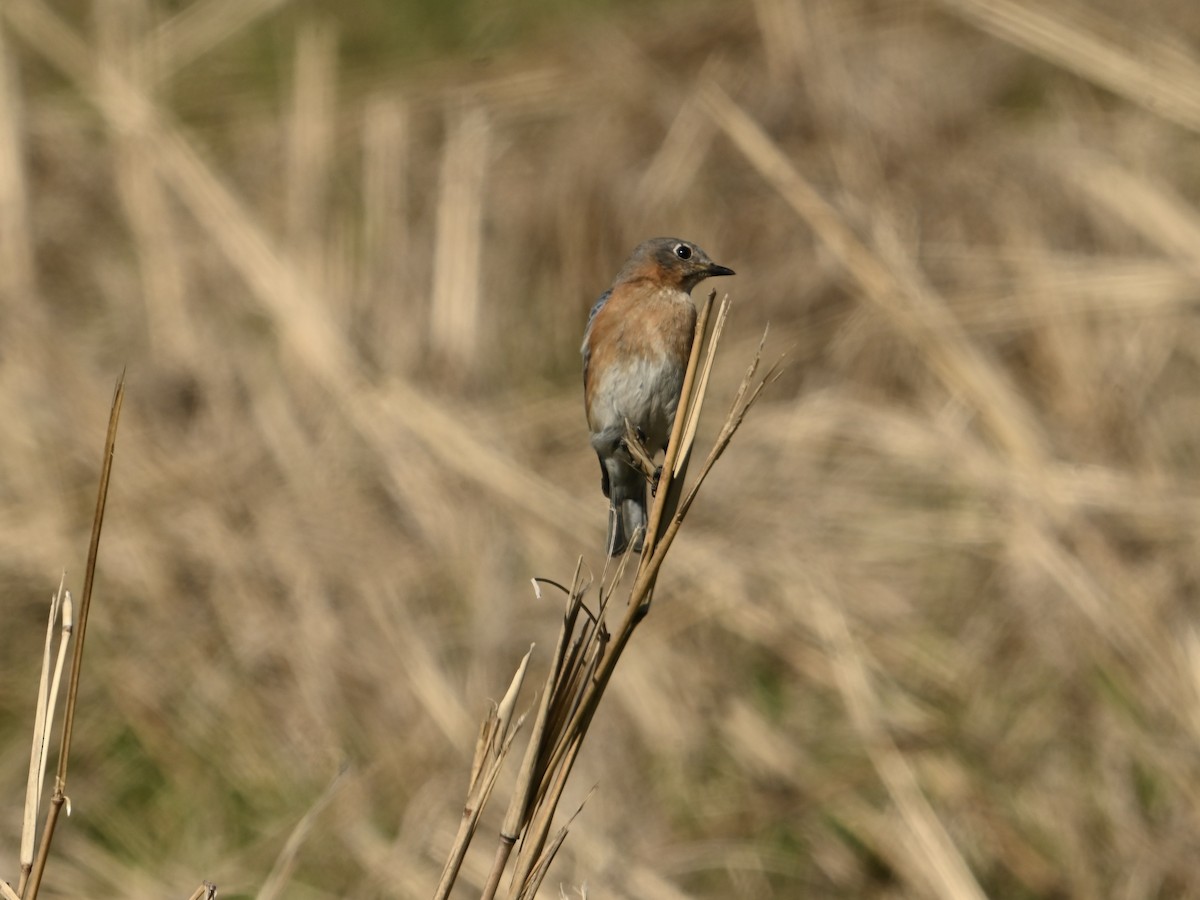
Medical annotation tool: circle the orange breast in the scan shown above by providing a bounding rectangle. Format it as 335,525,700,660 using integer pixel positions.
584,281,697,426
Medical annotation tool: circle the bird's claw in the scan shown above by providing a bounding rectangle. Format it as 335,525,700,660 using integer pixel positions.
650,465,663,497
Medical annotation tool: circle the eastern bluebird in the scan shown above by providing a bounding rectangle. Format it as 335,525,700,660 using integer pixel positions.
582,237,735,556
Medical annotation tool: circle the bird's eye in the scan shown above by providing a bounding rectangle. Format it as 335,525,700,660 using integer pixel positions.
674,244,692,260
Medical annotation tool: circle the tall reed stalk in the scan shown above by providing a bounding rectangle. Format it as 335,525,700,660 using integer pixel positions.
434,292,779,899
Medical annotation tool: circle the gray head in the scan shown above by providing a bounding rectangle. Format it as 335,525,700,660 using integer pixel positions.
614,237,735,292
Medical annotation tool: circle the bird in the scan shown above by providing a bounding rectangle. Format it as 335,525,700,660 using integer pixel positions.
582,237,735,556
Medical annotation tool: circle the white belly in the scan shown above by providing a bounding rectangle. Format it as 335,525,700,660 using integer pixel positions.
589,354,684,452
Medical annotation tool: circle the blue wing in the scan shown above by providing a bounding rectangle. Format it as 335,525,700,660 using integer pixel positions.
586,289,611,330
581,288,612,385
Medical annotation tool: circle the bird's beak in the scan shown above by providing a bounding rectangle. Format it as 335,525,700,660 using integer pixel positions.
707,263,736,277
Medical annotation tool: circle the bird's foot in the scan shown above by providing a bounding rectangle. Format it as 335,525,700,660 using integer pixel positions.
650,465,663,497
622,419,658,482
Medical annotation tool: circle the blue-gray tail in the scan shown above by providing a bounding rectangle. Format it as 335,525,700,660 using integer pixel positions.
607,497,647,557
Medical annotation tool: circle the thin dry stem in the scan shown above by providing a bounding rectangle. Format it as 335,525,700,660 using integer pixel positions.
676,328,784,522
18,577,69,892
935,0,1200,133
503,300,773,899
642,289,716,560
508,731,585,898
701,78,1047,469
185,882,217,900
433,293,773,899
674,294,731,478
256,766,347,900
434,650,534,900
621,419,657,483
811,580,987,900
513,787,594,900
494,648,534,760
4,0,1198,894
23,373,124,900
532,291,750,793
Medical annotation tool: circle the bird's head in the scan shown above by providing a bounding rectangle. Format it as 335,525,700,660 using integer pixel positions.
616,237,735,292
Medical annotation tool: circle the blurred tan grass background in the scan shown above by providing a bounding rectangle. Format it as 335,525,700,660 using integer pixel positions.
4,0,1200,896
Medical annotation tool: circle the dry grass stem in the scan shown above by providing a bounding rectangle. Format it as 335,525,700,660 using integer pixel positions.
481,573,591,900
0,18,36,307
17,577,71,893
185,883,217,900
700,78,1047,469
430,104,490,368
256,765,348,900
620,420,657,487
935,0,1200,132
5,0,1200,895
513,788,594,900
674,293,731,478
812,582,986,900
646,289,717,554
434,649,534,900
435,294,775,898
21,374,124,900
676,327,783,522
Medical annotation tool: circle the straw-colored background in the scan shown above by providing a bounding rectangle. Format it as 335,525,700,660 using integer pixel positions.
3,0,1200,896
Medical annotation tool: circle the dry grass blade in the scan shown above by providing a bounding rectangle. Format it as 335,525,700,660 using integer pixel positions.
935,0,1200,133
621,420,657,484
22,372,125,900
636,330,781,602
540,610,607,777
18,579,72,893
1055,149,1200,268
513,787,594,900
673,293,731,479
3,0,603,554
700,78,1047,469
480,574,589,900
494,648,534,760
1,882,20,900
676,327,783,521
256,765,348,900
149,0,289,84
642,289,716,561
0,17,36,307
545,292,762,785
430,104,490,370
507,733,585,900
6,0,1200,893
185,882,217,900
434,650,534,900
811,580,986,900
505,580,611,896
433,296,774,899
